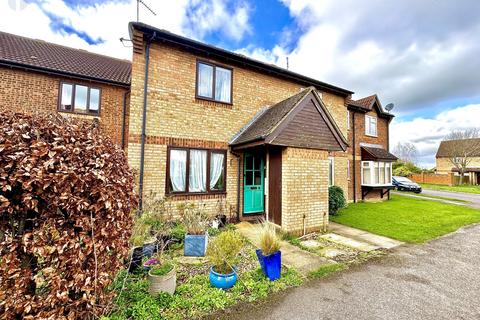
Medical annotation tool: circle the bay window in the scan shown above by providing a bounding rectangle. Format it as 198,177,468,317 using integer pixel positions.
59,82,101,115
196,61,232,104
167,147,226,194
365,115,377,136
361,161,392,186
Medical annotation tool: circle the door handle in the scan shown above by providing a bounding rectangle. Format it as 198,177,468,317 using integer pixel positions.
250,186,258,190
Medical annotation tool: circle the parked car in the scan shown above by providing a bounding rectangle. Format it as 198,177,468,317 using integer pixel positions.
392,176,422,193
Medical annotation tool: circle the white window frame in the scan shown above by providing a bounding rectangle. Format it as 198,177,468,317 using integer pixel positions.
361,160,392,186
328,157,335,186
365,115,377,137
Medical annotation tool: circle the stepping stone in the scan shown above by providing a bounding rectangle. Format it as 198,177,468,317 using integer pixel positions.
320,233,379,252
174,256,209,265
300,239,323,249
319,248,349,259
281,242,334,274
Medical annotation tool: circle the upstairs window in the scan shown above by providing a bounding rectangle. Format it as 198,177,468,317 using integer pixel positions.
167,147,226,194
196,61,232,104
59,82,101,115
365,115,377,136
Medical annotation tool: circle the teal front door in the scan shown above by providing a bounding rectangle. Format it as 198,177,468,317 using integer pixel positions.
244,153,265,214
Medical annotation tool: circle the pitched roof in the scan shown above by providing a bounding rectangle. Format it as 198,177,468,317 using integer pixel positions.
361,146,398,161
347,94,394,118
231,87,348,151
436,138,480,158
232,89,311,145
129,22,353,97
0,31,131,86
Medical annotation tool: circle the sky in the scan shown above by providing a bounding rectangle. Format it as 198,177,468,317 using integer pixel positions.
1,0,480,168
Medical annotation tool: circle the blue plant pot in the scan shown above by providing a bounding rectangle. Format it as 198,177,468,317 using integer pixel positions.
209,266,237,289
256,249,282,281
184,233,208,257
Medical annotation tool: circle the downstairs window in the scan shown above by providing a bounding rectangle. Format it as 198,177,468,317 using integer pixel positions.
167,147,226,194
361,161,392,186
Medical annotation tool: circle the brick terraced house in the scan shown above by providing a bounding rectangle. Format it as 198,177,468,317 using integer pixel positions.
346,95,397,202
0,31,131,148
436,138,480,184
0,25,397,234
127,22,397,234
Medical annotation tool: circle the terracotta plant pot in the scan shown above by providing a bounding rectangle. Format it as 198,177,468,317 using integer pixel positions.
148,267,176,295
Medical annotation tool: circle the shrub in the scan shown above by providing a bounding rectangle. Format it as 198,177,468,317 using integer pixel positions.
207,231,244,274
178,203,210,235
0,112,137,319
328,186,346,215
258,221,281,256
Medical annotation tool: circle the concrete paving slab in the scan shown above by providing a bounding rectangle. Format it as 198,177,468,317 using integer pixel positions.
329,222,404,249
319,248,349,259
300,239,323,249
320,233,379,252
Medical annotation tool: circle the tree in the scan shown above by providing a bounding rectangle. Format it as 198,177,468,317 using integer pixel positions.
393,142,418,164
443,129,480,184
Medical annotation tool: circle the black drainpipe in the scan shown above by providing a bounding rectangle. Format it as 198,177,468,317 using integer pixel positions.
121,90,129,150
352,111,356,203
138,32,156,214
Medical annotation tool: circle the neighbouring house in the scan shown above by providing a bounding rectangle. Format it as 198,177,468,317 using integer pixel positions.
436,138,480,185
346,95,397,201
127,22,396,234
0,31,131,148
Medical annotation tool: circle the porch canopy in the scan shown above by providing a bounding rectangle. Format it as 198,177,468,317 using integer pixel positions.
229,87,348,151
361,146,398,162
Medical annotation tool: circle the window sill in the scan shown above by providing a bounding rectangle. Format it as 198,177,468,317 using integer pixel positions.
361,184,393,187
195,96,233,107
365,133,378,138
165,192,227,200
59,110,100,117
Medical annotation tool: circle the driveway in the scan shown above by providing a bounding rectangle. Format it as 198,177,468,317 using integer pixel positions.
421,189,480,208
222,224,480,320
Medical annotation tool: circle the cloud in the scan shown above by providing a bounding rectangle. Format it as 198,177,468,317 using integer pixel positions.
183,0,251,42
243,0,480,119
390,104,480,168
1,0,253,59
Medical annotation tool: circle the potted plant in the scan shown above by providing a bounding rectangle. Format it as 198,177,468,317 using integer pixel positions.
148,261,176,295
256,221,282,281
179,203,210,257
207,230,244,289
129,195,172,272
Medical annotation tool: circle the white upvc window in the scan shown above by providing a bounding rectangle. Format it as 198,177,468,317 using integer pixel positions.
365,115,377,137
328,157,334,186
361,161,392,186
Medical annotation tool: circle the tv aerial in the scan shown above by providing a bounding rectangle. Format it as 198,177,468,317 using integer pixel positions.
137,0,156,22
385,103,394,112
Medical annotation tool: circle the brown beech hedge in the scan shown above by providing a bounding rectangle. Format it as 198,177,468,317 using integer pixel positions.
0,112,137,319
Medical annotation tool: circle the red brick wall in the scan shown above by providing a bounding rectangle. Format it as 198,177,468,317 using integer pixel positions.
410,173,455,186
0,66,129,147
347,107,391,201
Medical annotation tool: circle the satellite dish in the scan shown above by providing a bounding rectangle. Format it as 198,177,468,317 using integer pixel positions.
385,103,394,112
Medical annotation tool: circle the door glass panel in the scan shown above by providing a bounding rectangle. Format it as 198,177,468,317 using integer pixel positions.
254,170,261,185
254,155,261,170
246,155,253,170
246,171,253,185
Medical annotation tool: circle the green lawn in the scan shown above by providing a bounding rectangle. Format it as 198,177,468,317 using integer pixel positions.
331,195,480,243
421,183,480,195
